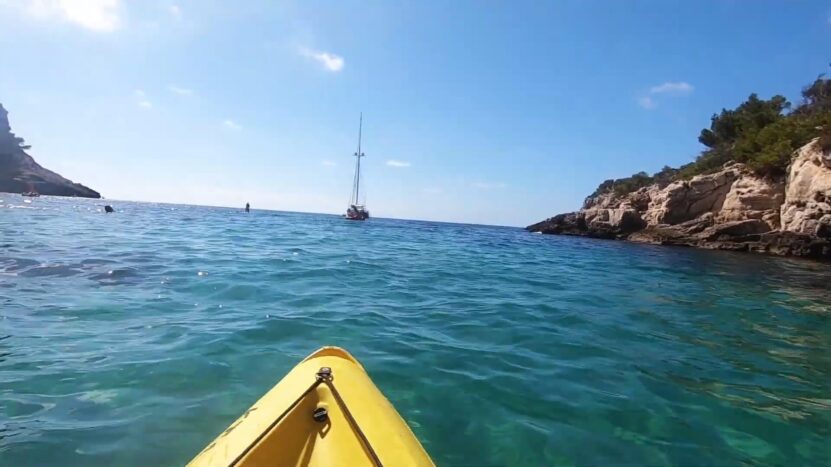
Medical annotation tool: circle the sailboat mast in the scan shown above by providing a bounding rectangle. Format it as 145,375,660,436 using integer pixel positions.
353,113,363,205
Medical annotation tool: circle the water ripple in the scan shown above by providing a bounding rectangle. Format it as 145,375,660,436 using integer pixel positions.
0,197,830,466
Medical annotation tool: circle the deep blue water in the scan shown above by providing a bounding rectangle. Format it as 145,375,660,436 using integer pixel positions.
1,196,830,466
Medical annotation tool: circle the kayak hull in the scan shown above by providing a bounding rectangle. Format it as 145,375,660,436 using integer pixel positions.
189,347,433,467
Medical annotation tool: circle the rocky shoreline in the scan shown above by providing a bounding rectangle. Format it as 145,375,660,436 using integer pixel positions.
0,103,100,198
527,139,831,260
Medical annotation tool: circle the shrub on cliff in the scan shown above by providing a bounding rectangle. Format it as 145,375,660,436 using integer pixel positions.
590,166,678,198
0,134,30,152
691,94,793,176
798,75,831,115
590,172,651,197
689,80,831,176
0,104,31,153
593,75,831,198
651,166,679,186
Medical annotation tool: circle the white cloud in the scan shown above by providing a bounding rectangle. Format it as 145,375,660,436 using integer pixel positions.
386,160,411,168
26,0,122,32
649,81,694,95
321,160,337,167
168,85,194,96
637,96,656,110
298,47,344,72
168,4,181,17
133,89,151,108
223,119,242,131
637,81,693,110
472,181,506,189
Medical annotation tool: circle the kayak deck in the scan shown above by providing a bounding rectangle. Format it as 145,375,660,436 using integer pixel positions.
189,347,433,467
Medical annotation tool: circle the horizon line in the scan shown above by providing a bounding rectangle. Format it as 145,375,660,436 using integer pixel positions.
3,192,522,228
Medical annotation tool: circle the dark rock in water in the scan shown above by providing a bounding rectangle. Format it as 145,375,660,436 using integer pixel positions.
753,231,831,258
104,205,114,213
526,212,593,236
0,103,100,198
526,209,644,240
528,139,831,260
702,219,771,240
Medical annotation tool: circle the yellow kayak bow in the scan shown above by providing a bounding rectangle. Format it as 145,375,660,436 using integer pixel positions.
189,347,434,467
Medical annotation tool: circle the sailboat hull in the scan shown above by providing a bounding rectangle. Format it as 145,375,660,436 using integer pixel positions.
345,209,369,221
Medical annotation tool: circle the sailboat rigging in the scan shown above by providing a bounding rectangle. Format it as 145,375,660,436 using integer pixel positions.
345,113,370,220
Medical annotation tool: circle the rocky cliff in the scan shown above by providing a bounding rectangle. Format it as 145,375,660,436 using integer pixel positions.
527,139,831,259
0,103,100,198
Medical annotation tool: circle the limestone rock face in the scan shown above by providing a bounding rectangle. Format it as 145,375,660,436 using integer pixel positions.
639,165,785,229
780,141,831,238
716,170,784,229
650,168,737,225
528,138,830,259
582,193,646,237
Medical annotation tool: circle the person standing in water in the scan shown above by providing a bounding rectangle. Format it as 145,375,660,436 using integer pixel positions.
245,202,250,213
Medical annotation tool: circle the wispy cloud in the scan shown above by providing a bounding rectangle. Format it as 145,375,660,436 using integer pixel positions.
26,0,122,32
168,85,194,96
637,96,656,109
298,47,344,72
168,4,181,17
134,89,151,109
472,181,506,189
321,160,337,167
638,81,694,110
386,160,411,168
223,119,242,131
649,81,694,95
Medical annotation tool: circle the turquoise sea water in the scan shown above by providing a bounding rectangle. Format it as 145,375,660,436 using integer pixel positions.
1,196,830,466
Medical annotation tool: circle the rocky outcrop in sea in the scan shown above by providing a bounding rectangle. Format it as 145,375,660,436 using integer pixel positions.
0,103,100,198
527,139,831,259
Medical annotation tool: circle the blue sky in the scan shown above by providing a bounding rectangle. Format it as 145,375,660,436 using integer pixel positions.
0,0,829,226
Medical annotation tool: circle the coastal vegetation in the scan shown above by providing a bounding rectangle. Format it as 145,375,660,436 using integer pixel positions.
0,126,31,152
593,75,831,197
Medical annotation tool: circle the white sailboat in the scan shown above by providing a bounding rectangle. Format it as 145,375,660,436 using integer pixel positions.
345,113,369,220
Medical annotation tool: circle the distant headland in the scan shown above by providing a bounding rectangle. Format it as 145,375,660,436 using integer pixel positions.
528,75,831,260
0,103,100,198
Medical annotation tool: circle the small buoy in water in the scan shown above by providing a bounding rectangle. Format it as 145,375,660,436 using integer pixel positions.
104,205,114,213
